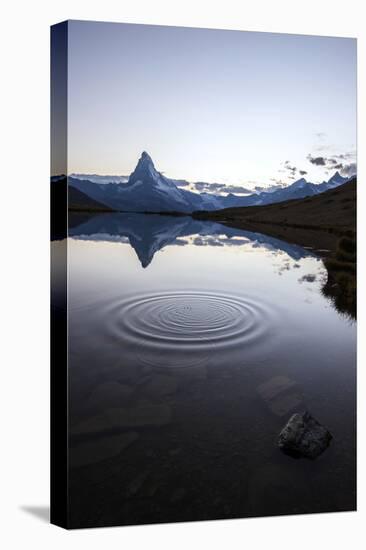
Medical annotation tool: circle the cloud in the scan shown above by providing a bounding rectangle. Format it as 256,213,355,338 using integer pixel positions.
224,184,251,194
334,152,355,161
270,178,285,184
279,161,308,181
192,182,251,195
174,179,190,187
339,162,357,177
255,179,286,192
307,154,327,166
307,151,357,178
283,161,297,175
193,182,225,193
193,236,223,247
314,145,333,152
331,153,357,176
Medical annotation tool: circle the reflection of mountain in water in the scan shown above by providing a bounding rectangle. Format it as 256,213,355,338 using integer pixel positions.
68,212,314,268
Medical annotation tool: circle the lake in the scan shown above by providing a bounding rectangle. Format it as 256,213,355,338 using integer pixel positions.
54,212,356,527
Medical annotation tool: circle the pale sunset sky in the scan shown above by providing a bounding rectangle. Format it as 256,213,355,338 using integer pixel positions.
67,20,356,189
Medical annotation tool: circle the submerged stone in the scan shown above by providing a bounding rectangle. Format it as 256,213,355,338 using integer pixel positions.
72,400,172,435
87,381,133,409
278,411,332,459
257,375,303,417
258,376,296,400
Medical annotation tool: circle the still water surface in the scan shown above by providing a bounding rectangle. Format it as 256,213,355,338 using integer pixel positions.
59,213,356,526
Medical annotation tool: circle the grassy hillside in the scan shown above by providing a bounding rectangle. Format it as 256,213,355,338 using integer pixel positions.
195,179,357,318
195,178,356,235
51,178,114,240
68,185,114,212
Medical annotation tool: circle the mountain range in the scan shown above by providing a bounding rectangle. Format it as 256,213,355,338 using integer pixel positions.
61,151,351,213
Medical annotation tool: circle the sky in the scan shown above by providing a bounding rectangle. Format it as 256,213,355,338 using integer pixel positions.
67,20,356,191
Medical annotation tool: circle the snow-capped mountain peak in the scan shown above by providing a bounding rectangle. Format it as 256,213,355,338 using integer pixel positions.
290,177,308,190
121,152,191,208
68,154,355,214
327,171,347,187
128,151,161,185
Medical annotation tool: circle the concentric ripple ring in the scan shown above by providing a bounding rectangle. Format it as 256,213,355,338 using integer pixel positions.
106,291,272,353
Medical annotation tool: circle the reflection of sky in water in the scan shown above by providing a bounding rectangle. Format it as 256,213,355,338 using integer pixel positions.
65,213,355,367
57,213,356,523
68,238,324,316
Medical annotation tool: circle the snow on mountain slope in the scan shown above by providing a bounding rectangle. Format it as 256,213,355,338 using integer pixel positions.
318,171,349,191
68,153,353,213
125,152,189,206
69,152,225,212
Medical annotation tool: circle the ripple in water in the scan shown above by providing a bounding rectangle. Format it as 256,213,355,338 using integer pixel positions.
105,291,275,369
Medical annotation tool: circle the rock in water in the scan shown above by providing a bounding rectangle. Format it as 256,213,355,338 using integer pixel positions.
278,411,332,459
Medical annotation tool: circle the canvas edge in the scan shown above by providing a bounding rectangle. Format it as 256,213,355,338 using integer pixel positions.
50,20,69,529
